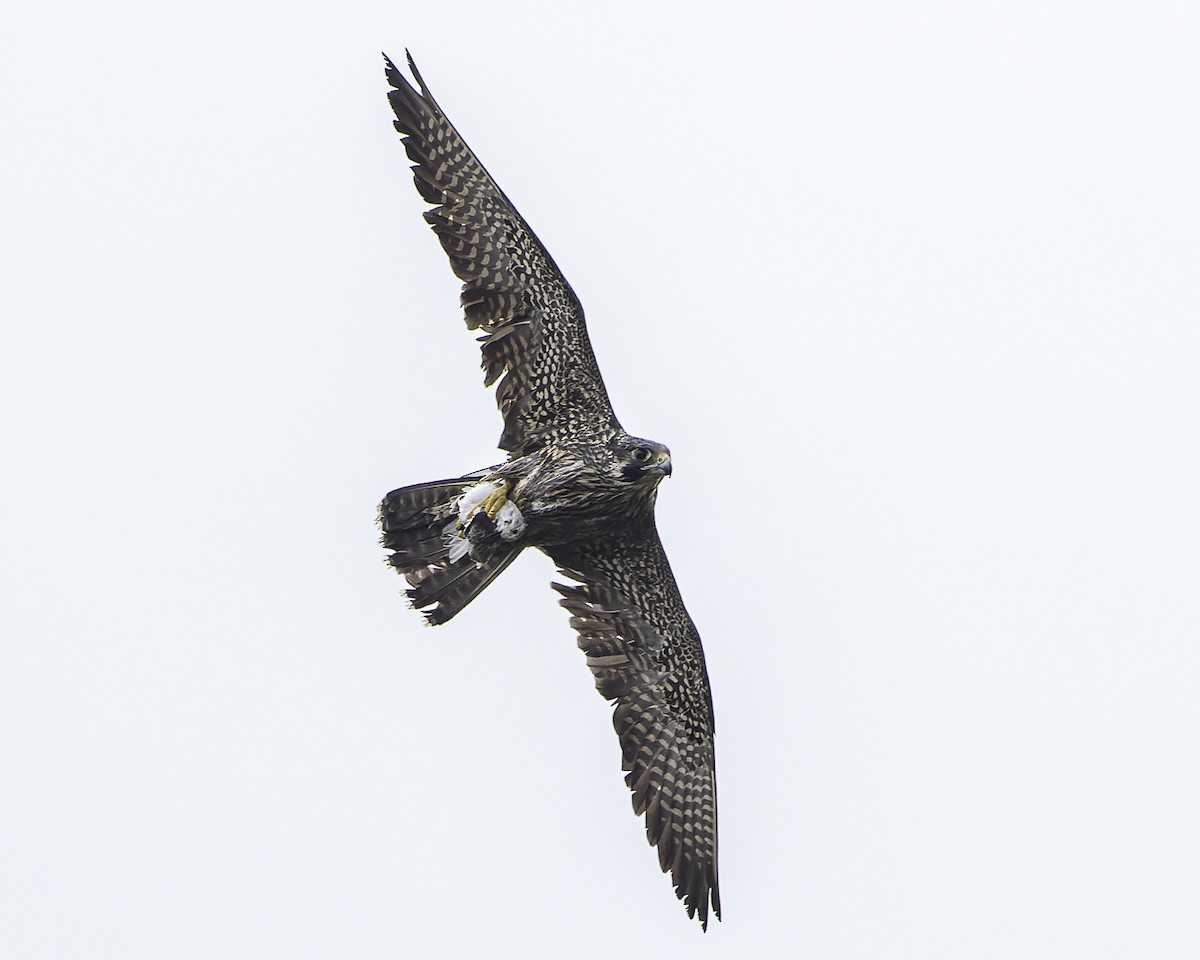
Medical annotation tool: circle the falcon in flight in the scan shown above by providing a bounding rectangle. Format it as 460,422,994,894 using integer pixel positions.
377,53,720,929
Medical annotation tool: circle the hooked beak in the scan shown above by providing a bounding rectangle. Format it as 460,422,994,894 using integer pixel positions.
646,453,672,478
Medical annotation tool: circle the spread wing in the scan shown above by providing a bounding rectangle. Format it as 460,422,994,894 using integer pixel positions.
384,53,620,455
545,528,720,930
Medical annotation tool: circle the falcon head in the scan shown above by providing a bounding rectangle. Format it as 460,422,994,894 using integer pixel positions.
608,435,673,483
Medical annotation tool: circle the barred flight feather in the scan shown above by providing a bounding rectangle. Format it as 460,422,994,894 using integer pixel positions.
548,529,719,929
384,53,619,456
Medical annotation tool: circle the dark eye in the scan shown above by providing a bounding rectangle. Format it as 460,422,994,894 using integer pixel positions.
631,447,652,463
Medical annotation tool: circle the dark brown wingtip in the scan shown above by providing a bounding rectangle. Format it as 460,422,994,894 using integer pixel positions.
382,51,402,85
404,49,432,99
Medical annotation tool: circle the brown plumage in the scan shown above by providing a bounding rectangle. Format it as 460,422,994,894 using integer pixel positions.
377,52,720,929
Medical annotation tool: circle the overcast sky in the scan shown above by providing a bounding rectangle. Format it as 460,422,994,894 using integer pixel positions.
3,1,1199,957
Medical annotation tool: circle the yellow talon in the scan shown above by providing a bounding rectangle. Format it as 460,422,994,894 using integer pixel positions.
479,480,510,520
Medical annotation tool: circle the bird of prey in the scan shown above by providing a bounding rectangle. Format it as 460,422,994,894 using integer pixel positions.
377,52,720,930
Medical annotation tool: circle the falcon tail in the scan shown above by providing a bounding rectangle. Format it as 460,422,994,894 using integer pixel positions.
379,477,522,625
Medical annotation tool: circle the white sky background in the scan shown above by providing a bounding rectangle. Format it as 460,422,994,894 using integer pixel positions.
3,0,1199,956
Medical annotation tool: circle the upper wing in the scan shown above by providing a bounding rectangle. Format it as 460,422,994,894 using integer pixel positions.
385,53,620,455
545,528,720,930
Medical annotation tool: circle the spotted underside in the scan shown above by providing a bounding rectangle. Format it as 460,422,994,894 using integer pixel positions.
382,53,721,930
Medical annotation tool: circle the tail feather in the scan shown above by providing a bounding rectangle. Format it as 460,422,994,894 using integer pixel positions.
379,477,521,624
405,548,521,624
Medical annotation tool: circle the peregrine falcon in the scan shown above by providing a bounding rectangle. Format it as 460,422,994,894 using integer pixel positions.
378,53,720,930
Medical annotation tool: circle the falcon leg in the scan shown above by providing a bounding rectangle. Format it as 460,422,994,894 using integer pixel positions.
478,480,510,520
448,479,527,564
